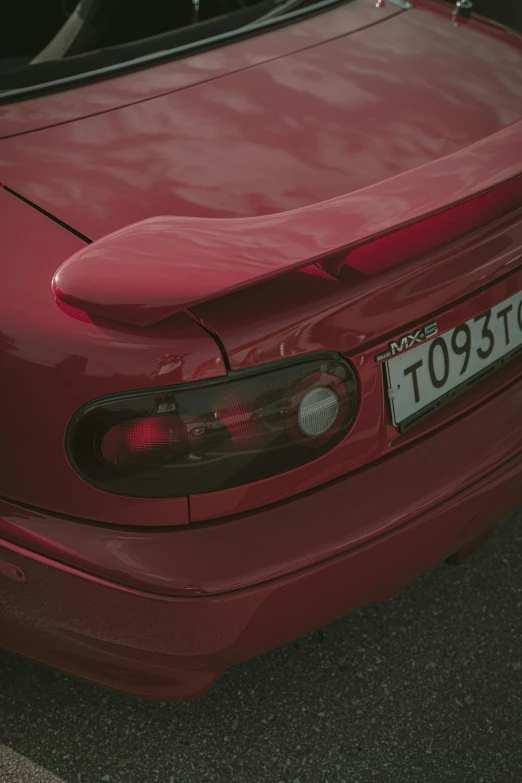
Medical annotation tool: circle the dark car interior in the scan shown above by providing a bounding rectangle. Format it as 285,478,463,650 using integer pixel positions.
1,0,521,99
1,1,276,68
0,0,325,96
0,0,277,65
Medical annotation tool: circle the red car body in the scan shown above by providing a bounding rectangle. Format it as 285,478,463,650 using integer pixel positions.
0,0,521,699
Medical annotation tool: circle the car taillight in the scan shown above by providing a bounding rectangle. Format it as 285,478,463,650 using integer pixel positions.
67,355,358,498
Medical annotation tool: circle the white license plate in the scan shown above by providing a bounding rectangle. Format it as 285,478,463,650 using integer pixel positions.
385,290,522,428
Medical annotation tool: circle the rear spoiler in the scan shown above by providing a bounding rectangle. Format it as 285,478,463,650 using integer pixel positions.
53,121,522,327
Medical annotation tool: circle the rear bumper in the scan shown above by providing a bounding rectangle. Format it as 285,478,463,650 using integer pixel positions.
1,379,521,700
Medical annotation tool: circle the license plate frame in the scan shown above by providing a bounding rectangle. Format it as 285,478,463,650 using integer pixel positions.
384,291,522,432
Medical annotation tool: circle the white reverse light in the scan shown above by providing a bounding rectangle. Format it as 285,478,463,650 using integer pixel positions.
298,386,340,438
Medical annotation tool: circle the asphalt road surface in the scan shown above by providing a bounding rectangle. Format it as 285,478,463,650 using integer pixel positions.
1,508,521,783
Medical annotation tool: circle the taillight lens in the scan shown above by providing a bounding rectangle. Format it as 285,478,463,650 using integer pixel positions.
68,356,358,498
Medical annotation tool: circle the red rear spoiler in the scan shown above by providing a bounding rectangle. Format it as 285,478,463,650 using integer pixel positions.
53,121,522,327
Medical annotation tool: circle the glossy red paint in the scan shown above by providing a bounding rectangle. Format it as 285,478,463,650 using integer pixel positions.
1,377,521,598
1,379,521,698
2,8,522,240
52,127,522,327
0,187,225,524
0,1,401,139
0,0,522,699
189,214,522,521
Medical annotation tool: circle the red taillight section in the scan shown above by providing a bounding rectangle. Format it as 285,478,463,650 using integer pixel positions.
212,391,264,450
339,177,522,278
68,356,358,498
101,415,188,466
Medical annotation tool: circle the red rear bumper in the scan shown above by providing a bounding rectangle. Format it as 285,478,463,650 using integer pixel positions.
1,378,521,700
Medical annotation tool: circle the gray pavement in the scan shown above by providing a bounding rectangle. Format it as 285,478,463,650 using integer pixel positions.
0,508,521,783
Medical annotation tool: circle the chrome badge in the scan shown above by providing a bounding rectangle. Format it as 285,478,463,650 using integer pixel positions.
375,322,439,363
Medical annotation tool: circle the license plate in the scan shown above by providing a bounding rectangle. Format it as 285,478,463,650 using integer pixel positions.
385,290,522,429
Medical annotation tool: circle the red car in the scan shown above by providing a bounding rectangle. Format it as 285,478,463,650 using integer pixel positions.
0,0,521,700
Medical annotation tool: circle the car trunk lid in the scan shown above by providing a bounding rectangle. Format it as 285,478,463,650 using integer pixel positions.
0,5,521,241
